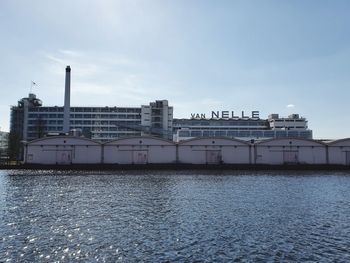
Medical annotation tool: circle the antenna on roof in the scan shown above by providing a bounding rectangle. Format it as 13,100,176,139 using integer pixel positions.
30,81,37,94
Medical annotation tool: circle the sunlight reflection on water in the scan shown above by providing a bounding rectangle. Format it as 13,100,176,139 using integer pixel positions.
1,170,350,262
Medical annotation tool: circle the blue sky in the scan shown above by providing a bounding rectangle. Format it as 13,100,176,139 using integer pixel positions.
0,0,349,138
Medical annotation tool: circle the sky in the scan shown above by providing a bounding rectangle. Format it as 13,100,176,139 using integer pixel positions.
0,0,349,139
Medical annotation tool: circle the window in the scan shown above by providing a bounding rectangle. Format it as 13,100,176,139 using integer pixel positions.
288,131,298,137
227,131,238,137
238,131,250,137
179,131,190,137
203,131,214,137
263,131,275,137
276,131,287,138
190,131,202,137
251,131,263,137
215,131,226,137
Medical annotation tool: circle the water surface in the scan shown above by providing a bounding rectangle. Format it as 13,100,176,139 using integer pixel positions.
1,170,350,262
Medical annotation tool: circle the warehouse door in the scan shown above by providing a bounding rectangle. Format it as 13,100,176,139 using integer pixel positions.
206,150,222,164
346,152,350,165
56,151,72,165
283,151,298,164
133,150,148,164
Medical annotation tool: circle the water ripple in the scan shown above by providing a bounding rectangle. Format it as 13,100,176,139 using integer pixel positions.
1,170,350,262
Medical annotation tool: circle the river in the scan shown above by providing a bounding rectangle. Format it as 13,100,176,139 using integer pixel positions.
1,170,350,262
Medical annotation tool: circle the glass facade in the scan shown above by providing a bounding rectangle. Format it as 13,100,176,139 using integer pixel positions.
11,101,143,142
173,117,312,141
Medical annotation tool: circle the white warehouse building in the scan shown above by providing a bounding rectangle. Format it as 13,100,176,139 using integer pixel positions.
254,138,327,165
24,136,102,165
103,137,176,164
178,138,251,164
23,136,350,166
328,138,350,165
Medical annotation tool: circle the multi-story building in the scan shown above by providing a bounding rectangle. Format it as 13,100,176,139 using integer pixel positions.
9,65,312,160
9,93,173,160
141,100,173,139
173,112,312,142
10,94,173,142
268,114,308,131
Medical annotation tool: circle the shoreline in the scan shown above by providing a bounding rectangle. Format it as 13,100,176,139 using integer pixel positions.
1,163,350,171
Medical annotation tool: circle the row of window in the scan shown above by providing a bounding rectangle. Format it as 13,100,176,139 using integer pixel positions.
273,119,305,122
71,108,141,113
29,107,141,113
178,130,312,138
28,126,63,132
28,113,141,119
275,119,303,122
174,121,268,126
28,114,64,118
72,114,140,119
28,127,141,132
28,121,140,127
274,126,307,129
70,120,139,125
29,107,64,112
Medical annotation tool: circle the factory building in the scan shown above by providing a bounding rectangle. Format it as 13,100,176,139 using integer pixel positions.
173,113,312,142
10,95,172,143
9,66,173,160
10,66,315,161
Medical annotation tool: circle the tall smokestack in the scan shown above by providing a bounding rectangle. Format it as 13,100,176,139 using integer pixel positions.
63,66,71,134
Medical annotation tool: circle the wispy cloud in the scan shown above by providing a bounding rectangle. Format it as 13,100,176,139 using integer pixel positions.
58,49,82,57
40,49,185,106
287,104,295,108
43,51,100,77
72,82,113,95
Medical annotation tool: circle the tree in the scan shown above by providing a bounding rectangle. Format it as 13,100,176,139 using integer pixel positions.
8,132,22,162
